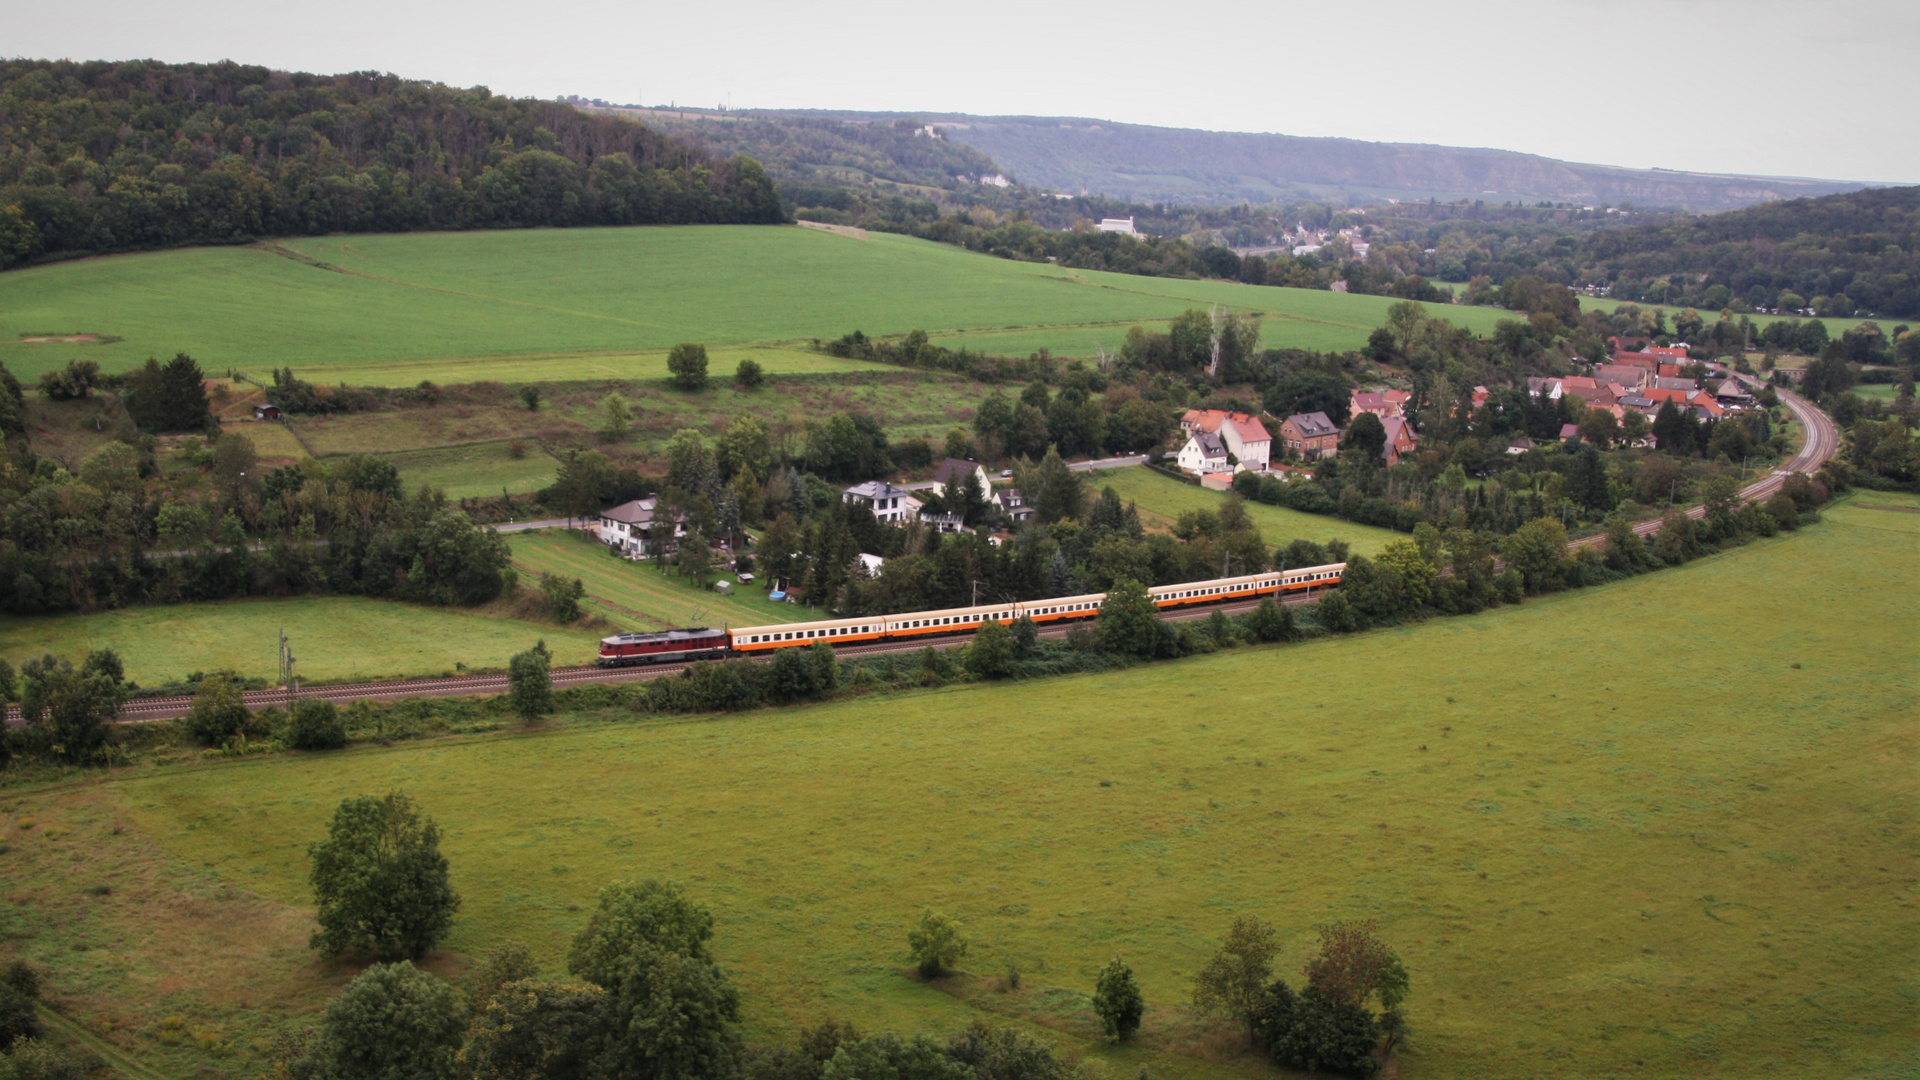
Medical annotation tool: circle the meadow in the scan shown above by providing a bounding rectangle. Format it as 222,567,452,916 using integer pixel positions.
3,492,1911,1079
506,530,804,631
1084,467,1399,556
0,227,1513,385
377,441,564,500
0,594,603,686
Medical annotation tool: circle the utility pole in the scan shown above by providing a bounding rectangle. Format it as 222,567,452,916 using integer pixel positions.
278,628,298,701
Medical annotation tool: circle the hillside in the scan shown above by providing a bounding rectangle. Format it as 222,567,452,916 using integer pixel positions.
1576,186,1920,317
0,59,784,268
639,107,1878,211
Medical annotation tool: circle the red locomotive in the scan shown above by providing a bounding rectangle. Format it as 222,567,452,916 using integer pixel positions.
596,627,731,666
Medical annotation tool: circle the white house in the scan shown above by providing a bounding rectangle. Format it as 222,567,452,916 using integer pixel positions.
598,498,683,558
993,487,1036,525
1176,430,1231,475
928,458,992,499
842,481,923,524
1181,409,1272,471
1096,217,1144,237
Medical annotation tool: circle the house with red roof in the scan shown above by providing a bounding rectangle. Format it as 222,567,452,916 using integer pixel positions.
1349,388,1412,420
1180,409,1272,469
1380,416,1418,466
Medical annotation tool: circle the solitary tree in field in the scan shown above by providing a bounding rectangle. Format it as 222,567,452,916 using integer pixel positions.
1093,956,1145,1042
734,358,765,390
906,909,968,978
1192,914,1279,1044
309,792,460,961
667,343,710,391
508,640,554,721
601,392,633,441
519,384,543,411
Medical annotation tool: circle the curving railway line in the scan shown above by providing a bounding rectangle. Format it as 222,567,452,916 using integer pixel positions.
84,384,1841,726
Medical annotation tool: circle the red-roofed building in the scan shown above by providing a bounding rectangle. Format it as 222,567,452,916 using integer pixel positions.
1380,416,1418,467
1180,409,1273,469
1612,351,1661,371
1471,385,1490,410
1349,388,1412,420
1649,344,1689,360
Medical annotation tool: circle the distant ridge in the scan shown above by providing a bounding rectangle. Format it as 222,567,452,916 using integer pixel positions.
662,108,1881,211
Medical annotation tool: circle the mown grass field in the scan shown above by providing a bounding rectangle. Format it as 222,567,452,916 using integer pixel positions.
4,493,1910,1079
1084,467,1399,556
0,227,1512,385
371,441,563,500
507,530,804,631
0,595,602,686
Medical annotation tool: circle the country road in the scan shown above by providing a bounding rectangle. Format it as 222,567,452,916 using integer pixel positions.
74,386,1838,725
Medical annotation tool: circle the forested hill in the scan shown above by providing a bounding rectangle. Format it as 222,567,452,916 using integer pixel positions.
1582,186,1920,317
0,59,785,269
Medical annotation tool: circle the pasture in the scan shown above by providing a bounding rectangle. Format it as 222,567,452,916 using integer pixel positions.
4,492,1911,1079
506,529,804,631
0,595,602,686
0,227,1512,385
1084,466,1399,556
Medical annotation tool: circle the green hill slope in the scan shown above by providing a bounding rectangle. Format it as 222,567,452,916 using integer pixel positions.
0,225,1516,384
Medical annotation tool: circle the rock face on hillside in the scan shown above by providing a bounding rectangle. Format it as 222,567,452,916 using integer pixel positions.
929,117,1870,210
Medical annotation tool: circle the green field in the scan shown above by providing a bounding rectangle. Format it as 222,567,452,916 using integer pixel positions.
6,493,1910,1079
1850,383,1901,401
0,227,1515,385
1083,467,1399,556
0,595,603,686
380,440,565,499
506,530,805,631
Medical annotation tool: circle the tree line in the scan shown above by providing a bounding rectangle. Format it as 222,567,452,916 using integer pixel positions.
0,58,784,268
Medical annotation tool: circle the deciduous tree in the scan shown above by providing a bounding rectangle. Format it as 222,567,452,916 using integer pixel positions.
667,343,710,391
1192,914,1279,1043
906,909,968,978
309,793,460,961
509,640,554,720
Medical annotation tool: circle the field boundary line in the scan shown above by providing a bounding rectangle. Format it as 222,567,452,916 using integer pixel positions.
34,1002,172,1080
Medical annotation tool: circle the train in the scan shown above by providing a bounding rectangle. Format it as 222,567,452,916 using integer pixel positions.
596,562,1346,666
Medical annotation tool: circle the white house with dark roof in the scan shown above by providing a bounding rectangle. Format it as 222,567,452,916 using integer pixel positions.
993,487,1036,525
598,498,684,557
928,458,991,498
1181,409,1272,470
1176,429,1231,475
842,481,923,524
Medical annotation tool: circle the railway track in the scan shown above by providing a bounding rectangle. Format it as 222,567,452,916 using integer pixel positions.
101,592,1325,723
82,385,1842,726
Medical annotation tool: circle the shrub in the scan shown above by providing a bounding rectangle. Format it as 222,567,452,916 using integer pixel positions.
1316,591,1358,633
963,619,1015,679
0,1038,82,1080
308,792,460,961
508,640,554,721
2,962,37,1000
540,573,586,622
0,981,42,1048
907,909,968,978
463,941,541,1011
182,674,253,747
1092,957,1145,1042
735,358,766,390
1242,597,1298,642
284,698,346,751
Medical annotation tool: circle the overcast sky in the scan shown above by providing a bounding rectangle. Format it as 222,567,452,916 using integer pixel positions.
10,0,1917,183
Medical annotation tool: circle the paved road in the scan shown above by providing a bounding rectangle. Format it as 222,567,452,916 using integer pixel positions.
1070,455,1149,472
1568,384,1836,548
